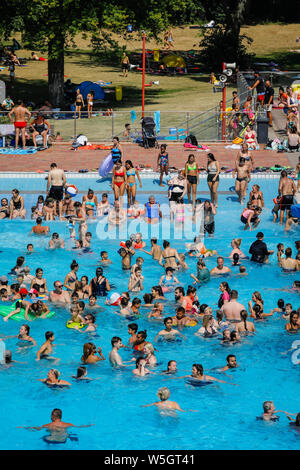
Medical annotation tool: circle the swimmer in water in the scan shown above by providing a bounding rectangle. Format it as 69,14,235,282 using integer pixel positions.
36,331,57,362
98,251,112,266
39,369,71,387
221,354,239,371
162,360,177,375
154,317,186,342
147,302,164,320
169,363,230,384
73,366,91,380
260,401,279,422
132,357,153,377
109,336,125,366
18,408,93,441
143,387,197,412
3,324,36,346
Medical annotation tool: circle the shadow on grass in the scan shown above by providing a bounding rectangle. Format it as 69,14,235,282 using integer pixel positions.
254,51,300,70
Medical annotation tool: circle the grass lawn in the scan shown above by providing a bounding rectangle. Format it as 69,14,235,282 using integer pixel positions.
1,24,300,140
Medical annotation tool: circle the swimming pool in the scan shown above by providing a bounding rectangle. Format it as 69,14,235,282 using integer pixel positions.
0,174,299,450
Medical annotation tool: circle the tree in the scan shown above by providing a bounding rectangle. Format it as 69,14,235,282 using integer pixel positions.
199,0,251,69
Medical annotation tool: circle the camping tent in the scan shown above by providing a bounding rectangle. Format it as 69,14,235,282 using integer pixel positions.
162,55,186,68
79,81,105,100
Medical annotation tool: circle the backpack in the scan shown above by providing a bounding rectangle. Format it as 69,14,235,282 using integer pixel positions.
185,134,198,146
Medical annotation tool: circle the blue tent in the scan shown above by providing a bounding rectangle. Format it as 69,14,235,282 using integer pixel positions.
79,81,105,100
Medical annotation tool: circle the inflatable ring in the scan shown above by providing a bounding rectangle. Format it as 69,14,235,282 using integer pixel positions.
66,185,78,197
66,321,85,329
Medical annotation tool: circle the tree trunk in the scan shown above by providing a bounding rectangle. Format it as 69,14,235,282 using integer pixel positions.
48,34,65,108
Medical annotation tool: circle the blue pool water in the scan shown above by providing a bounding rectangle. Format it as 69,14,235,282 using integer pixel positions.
0,175,299,450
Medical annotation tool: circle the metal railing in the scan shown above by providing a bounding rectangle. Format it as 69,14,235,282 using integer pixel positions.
0,106,267,145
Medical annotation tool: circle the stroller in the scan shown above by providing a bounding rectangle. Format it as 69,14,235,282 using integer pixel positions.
141,116,158,148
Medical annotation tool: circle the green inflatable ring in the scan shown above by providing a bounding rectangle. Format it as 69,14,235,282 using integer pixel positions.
0,303,55,321
66,321,85,329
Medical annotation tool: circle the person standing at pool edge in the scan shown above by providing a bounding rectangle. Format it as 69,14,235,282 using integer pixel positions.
8,100,31,150
47,163,67,218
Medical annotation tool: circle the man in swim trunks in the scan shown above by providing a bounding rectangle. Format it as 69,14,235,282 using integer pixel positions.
49,281,70,305
278,170,296,225
8,100,31,150
47,163,67,218
233,157,251,205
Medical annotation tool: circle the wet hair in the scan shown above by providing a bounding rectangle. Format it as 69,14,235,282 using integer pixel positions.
232,253,240,265
216,309,224,322
186,285,196,296
71,260,79,270
12,256,25,271
45,331,54,340
163,240,170,249
232,238,242,248
77,300,85,311
277,299,285,310
231,290,238,299
36,217,42,224
253,303,263,318
136,356,145,367
4,350,12,363
230,331,239,341
164,317,173,325
240,309,248,331
227,354,236,363
263,401,273,413
132,297,141,307
175,286,185,297
75,366,87,379
51,408,62,420
128,323,138,332
192,363,204,376
157,387,170,401
143,293,153,304
285,247,292,258
21,324,30,334
111,336,122,346
199,303,208,313
253,291,263,305
137,330,147,340
152,285,164,297
81,342,95,361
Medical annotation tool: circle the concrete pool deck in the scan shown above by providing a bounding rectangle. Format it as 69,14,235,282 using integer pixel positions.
0,142,294,173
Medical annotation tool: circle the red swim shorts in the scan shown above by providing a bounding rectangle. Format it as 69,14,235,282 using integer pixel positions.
14,122,27,128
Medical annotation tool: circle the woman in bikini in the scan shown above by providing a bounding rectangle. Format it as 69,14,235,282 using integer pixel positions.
157,144,169,186
87,90,94,118
248,184,264,208
159,240,184,270
30,268,48,295
63,260,79,293
74,89,85,119
112,159,126,202
82,189,98,218
185,154,199,210
206,153,220,208
125,160,142,207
